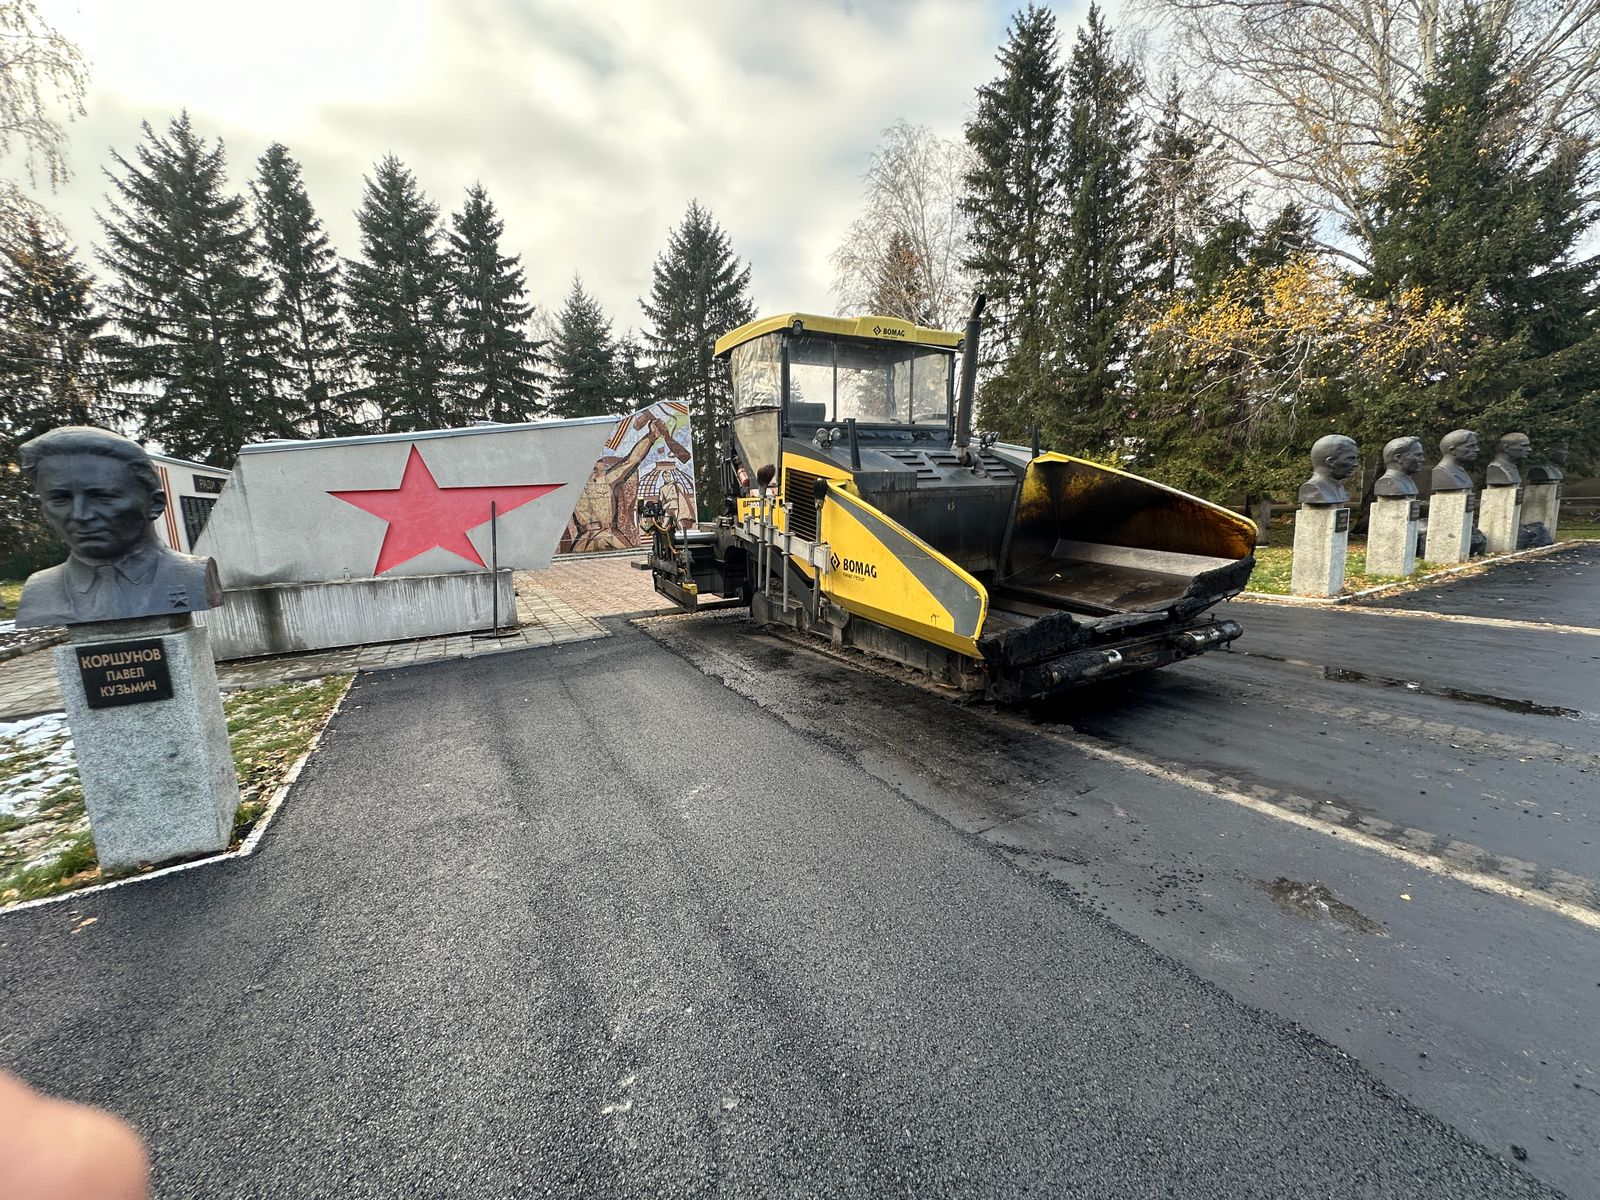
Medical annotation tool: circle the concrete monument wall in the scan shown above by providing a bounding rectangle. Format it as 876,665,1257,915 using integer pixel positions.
194,418,619,658
197,419,617,586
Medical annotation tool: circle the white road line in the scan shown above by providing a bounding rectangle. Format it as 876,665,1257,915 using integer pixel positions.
654,616,1600,931
1000,714,1600,934
1321,607,1600,638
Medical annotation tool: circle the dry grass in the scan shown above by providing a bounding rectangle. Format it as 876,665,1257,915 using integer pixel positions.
1,675,349,907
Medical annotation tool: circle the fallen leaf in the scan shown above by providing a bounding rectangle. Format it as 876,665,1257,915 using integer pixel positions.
1400,894,1412,901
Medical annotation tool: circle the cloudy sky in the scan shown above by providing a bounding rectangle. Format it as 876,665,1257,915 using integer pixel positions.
30,0,1104,334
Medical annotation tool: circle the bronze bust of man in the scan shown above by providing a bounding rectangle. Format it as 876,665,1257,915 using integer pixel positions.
1529,440,1567,483
1297,434,1359,505
1374,436,1424,497
1430,429,1479,492
14,426,222,628
1486,432,1531,487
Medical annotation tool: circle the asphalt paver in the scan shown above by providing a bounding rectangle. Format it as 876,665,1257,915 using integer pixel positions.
0,623,1566,1198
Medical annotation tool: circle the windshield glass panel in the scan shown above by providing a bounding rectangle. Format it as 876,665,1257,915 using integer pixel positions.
786,335,833,424
787,336,951,425
730,333,782,411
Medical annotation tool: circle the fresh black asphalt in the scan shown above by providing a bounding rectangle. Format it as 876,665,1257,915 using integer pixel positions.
0,619,1568,1198
649,594,1600,1199
1357,543,1599,627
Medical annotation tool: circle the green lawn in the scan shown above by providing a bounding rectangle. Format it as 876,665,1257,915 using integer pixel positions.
1,580,21,615
1,675,349,906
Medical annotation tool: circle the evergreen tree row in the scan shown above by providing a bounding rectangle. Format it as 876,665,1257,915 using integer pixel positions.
954,2,1599,501
0,110,758,531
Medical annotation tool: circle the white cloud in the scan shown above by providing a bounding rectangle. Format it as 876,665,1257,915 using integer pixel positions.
30,0,1101,331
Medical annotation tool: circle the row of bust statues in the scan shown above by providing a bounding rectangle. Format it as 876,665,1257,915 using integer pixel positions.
1299,430,1568,505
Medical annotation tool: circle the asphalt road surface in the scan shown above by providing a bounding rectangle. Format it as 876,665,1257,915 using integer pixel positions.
2,551,1595,1198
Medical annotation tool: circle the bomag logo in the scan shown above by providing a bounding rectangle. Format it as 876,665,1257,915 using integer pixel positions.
839,556,878,579
871,323,908,339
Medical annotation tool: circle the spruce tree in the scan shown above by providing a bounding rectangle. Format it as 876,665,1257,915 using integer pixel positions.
961,4,1067,436
0,218,115,432
640,200,754,516
344,156,455,432
614,334,657,413
1136,80,1227,300
548,276,619,418
447,183,545,423
0,218,116,566
1359,15,1600,455
252,143,355,437
1051,2,1144,453
96,113,283,463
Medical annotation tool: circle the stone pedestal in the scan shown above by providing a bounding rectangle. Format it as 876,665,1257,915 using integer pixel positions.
1366,496,1419,577
1523,480,1562,538
1480,485,1523,555
1424,490,1474,564
54,614,240,870
1291,505,1349,597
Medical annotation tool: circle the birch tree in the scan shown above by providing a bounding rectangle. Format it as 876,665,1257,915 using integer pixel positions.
0,0,89,244
830,120,972,329
1133,0,1600,257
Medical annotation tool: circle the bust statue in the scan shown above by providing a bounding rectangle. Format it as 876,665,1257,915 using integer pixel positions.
1430,429,1479,492
1297,434,1359,505
1486,432,1530,487
1374,436,1423,497
14,426,223,628
1528,439,1567,484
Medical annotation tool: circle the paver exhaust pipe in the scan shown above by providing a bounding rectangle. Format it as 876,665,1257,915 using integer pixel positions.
955,294,986,466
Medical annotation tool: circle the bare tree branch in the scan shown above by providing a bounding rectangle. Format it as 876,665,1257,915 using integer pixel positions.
0,0,89,246
829,121,974,330
1131,0,1600,246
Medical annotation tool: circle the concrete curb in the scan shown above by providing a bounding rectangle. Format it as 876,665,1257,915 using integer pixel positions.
1,676,352,916
1238,538,1598,607
0,628,66,664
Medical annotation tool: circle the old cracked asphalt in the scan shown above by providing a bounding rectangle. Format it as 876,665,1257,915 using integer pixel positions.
3,550,1597,1198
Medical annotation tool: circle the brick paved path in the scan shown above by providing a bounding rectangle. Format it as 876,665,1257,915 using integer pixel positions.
532,550,675,616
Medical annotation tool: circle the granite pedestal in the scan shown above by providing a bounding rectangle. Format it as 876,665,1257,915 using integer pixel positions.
1523,481,1562,538
1365,496,1419,577
1480,485,1522,555
54,614,240,870
1291,505,1349,597
1424,490,1474,564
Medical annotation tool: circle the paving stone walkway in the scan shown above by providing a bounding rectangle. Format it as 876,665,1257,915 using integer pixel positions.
531,549,673,616
0,554,671,721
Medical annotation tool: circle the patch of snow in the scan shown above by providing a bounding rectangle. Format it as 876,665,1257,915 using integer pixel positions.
1,714,75,817
1,712,68,747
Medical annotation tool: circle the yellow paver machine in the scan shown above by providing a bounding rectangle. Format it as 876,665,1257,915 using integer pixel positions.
640,299,1256,701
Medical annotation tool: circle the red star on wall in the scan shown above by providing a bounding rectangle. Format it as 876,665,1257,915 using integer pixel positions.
329,445,563,575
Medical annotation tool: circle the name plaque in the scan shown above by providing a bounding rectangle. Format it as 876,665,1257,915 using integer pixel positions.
193,474,225,494
1409,501,1421,520
1466,493,1479,512
1334,509,1350,533
1516,486,1526,503
77,639,174,709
